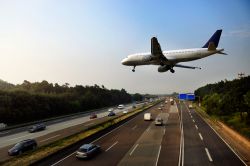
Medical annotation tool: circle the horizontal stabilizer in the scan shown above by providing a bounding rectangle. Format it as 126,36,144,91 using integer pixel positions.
217,51,227,55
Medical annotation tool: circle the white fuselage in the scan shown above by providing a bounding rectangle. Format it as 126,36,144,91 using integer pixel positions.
121,48,224,66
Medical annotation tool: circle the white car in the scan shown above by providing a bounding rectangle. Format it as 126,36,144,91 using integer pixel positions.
155,117,163,126
123,110,128,114
188,104,193,109
118,104,124,109
108,108,114,112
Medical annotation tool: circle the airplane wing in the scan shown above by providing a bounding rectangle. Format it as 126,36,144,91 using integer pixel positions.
175,64,201,69
151,37,168,61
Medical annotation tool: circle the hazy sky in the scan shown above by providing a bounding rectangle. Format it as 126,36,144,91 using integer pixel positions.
0,0,249,94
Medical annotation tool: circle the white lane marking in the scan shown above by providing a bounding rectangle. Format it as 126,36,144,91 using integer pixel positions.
132,125,137,130
198,133,203,141
205,148,213,162
195,125,198,130
195,109,247,166
105,141,118,152
129,144,139,156
177,103,184,166
163,128,166,135
51,108,142,166
39,134,60,143
192,119,195,123
91,111,143,144
155,145,161,166
51,151,75,166
146,127,150,132
190,115,193,119
9,134,32,141
182,125,184,166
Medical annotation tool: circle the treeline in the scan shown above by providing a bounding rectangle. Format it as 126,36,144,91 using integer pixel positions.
0,80,143,125
195,76,250,137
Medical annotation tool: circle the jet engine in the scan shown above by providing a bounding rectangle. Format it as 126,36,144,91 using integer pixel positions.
158,65,171,72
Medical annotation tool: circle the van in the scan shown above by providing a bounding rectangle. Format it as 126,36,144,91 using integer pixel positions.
144,113,152,121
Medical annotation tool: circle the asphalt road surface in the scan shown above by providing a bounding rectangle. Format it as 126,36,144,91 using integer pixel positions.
0,103,138,162
4,100,247,166
177,101,246,166
38,100,181,166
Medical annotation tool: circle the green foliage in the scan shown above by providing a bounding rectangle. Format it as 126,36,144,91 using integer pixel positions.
132,93,143,101
195,76,250,137
0,80,134,125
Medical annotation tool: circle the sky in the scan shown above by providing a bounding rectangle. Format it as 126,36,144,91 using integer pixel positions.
0,0,249,94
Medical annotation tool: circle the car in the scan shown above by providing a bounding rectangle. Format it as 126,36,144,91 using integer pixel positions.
89,114,97,119
76,144,101,159
123,110,128,114
155,117,163,126
188,104,193,109
117,104,124,109
108,111,116,116
8,139,37,156
108,108,114,112
28,123,46,133
132,105,136,108
158,107,162,110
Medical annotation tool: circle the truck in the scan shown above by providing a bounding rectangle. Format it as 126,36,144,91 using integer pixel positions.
144,113,152,121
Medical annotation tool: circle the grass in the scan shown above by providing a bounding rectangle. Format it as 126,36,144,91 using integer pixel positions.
1,101,160,166
194,104,250,139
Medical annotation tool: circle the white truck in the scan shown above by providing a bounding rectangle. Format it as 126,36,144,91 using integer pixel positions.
144,113,152,121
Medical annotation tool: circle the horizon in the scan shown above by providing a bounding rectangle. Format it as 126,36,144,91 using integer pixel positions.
0,0,249,94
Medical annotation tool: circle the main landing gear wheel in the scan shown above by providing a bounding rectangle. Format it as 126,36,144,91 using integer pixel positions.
132,66,136,72
170,69,175,73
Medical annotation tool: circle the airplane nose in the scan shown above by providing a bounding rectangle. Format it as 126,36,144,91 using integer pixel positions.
121,58,128,65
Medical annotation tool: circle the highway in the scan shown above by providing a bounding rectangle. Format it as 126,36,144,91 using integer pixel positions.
178,101,246,166
0,103,137,162
36,100,181,166
34,99,247,166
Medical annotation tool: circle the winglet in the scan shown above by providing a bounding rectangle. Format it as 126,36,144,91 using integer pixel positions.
202,29,222,48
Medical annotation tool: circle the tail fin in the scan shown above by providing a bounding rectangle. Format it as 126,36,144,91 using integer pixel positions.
202,29,222,48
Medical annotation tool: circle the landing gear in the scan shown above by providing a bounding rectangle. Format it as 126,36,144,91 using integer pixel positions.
132,66,136,72
170,68,175,73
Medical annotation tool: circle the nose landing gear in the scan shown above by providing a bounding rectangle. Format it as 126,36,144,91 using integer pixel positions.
170,68,175,73
132,66,136,72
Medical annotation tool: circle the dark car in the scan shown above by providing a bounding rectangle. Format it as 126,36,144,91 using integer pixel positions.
8,139,37,156
76,144,101,159
90,114,97,119
28,123,46,133
108,111,116,116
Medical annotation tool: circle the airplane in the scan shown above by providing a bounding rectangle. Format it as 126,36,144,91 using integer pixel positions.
121,29,226,73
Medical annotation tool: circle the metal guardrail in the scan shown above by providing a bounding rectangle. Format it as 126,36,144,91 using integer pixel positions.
0,103,135,132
